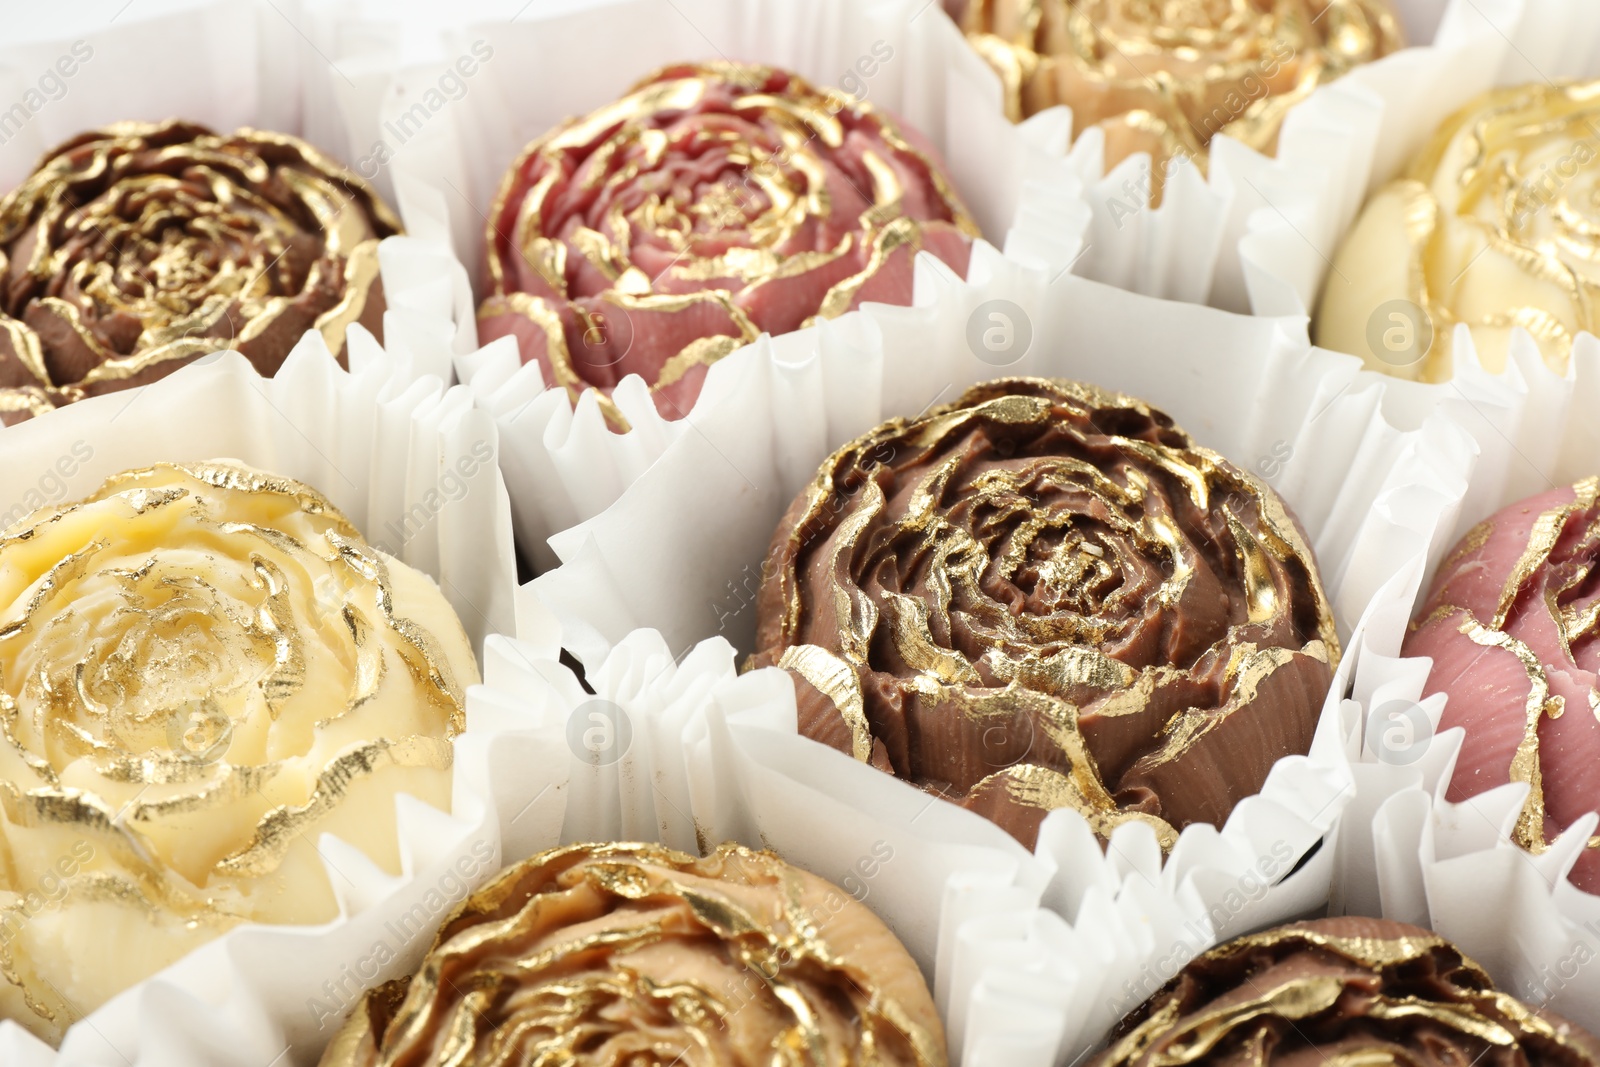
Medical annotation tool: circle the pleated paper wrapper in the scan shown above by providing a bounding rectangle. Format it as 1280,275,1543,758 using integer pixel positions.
1198,0,1600,1030
1304,335,1600,1038
1058,0,1600,313
0,0,478,390
501,239,1482,1062
0,339,525,1067
353,8,1506,1047
357,0,1090,567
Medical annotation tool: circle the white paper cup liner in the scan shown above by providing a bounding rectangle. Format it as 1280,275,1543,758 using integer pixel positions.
474,378,1465,1065
504,239,1480,1061
0,341,519,1066
1320,334,1600,1036
0,0,477,390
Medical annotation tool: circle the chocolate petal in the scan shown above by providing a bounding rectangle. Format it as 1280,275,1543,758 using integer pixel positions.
24,299,111,387
0,319,48,392
1116,648,1328,829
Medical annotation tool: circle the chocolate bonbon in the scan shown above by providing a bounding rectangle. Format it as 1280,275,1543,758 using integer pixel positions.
752,377,1337,848
0,461,475,1040
0,121,400,422
478,62,977,424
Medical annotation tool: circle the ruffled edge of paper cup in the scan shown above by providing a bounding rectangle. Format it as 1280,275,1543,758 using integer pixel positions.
1315,328,1600,1038
512,254,1483,1061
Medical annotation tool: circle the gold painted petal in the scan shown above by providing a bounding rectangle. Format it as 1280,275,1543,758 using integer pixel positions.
778,645,875,763
1493,476,1600,629
978,764,1180,847
0,319,51,387
1226,510,1279,624
0,387,57,422
651,335,745,391
807,216,922,324
313,239,383,357
478,291,584,393
279,168,374,257
1456,610,1562,854
213,736,454,878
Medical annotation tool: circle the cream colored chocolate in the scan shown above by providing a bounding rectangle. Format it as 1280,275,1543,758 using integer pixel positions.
1318,82,1600,381
0,461,477,1044
319,842,947,1067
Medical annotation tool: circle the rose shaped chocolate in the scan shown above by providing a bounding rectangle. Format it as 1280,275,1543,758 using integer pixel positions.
1319,83,1600,381
946,0,1401,200
751,378,1338,849
478,62,978,426
1403,479,1600,893
0,461,476,1042
0,120,401,424
317,842,946,1067
1094,917,1600,1067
